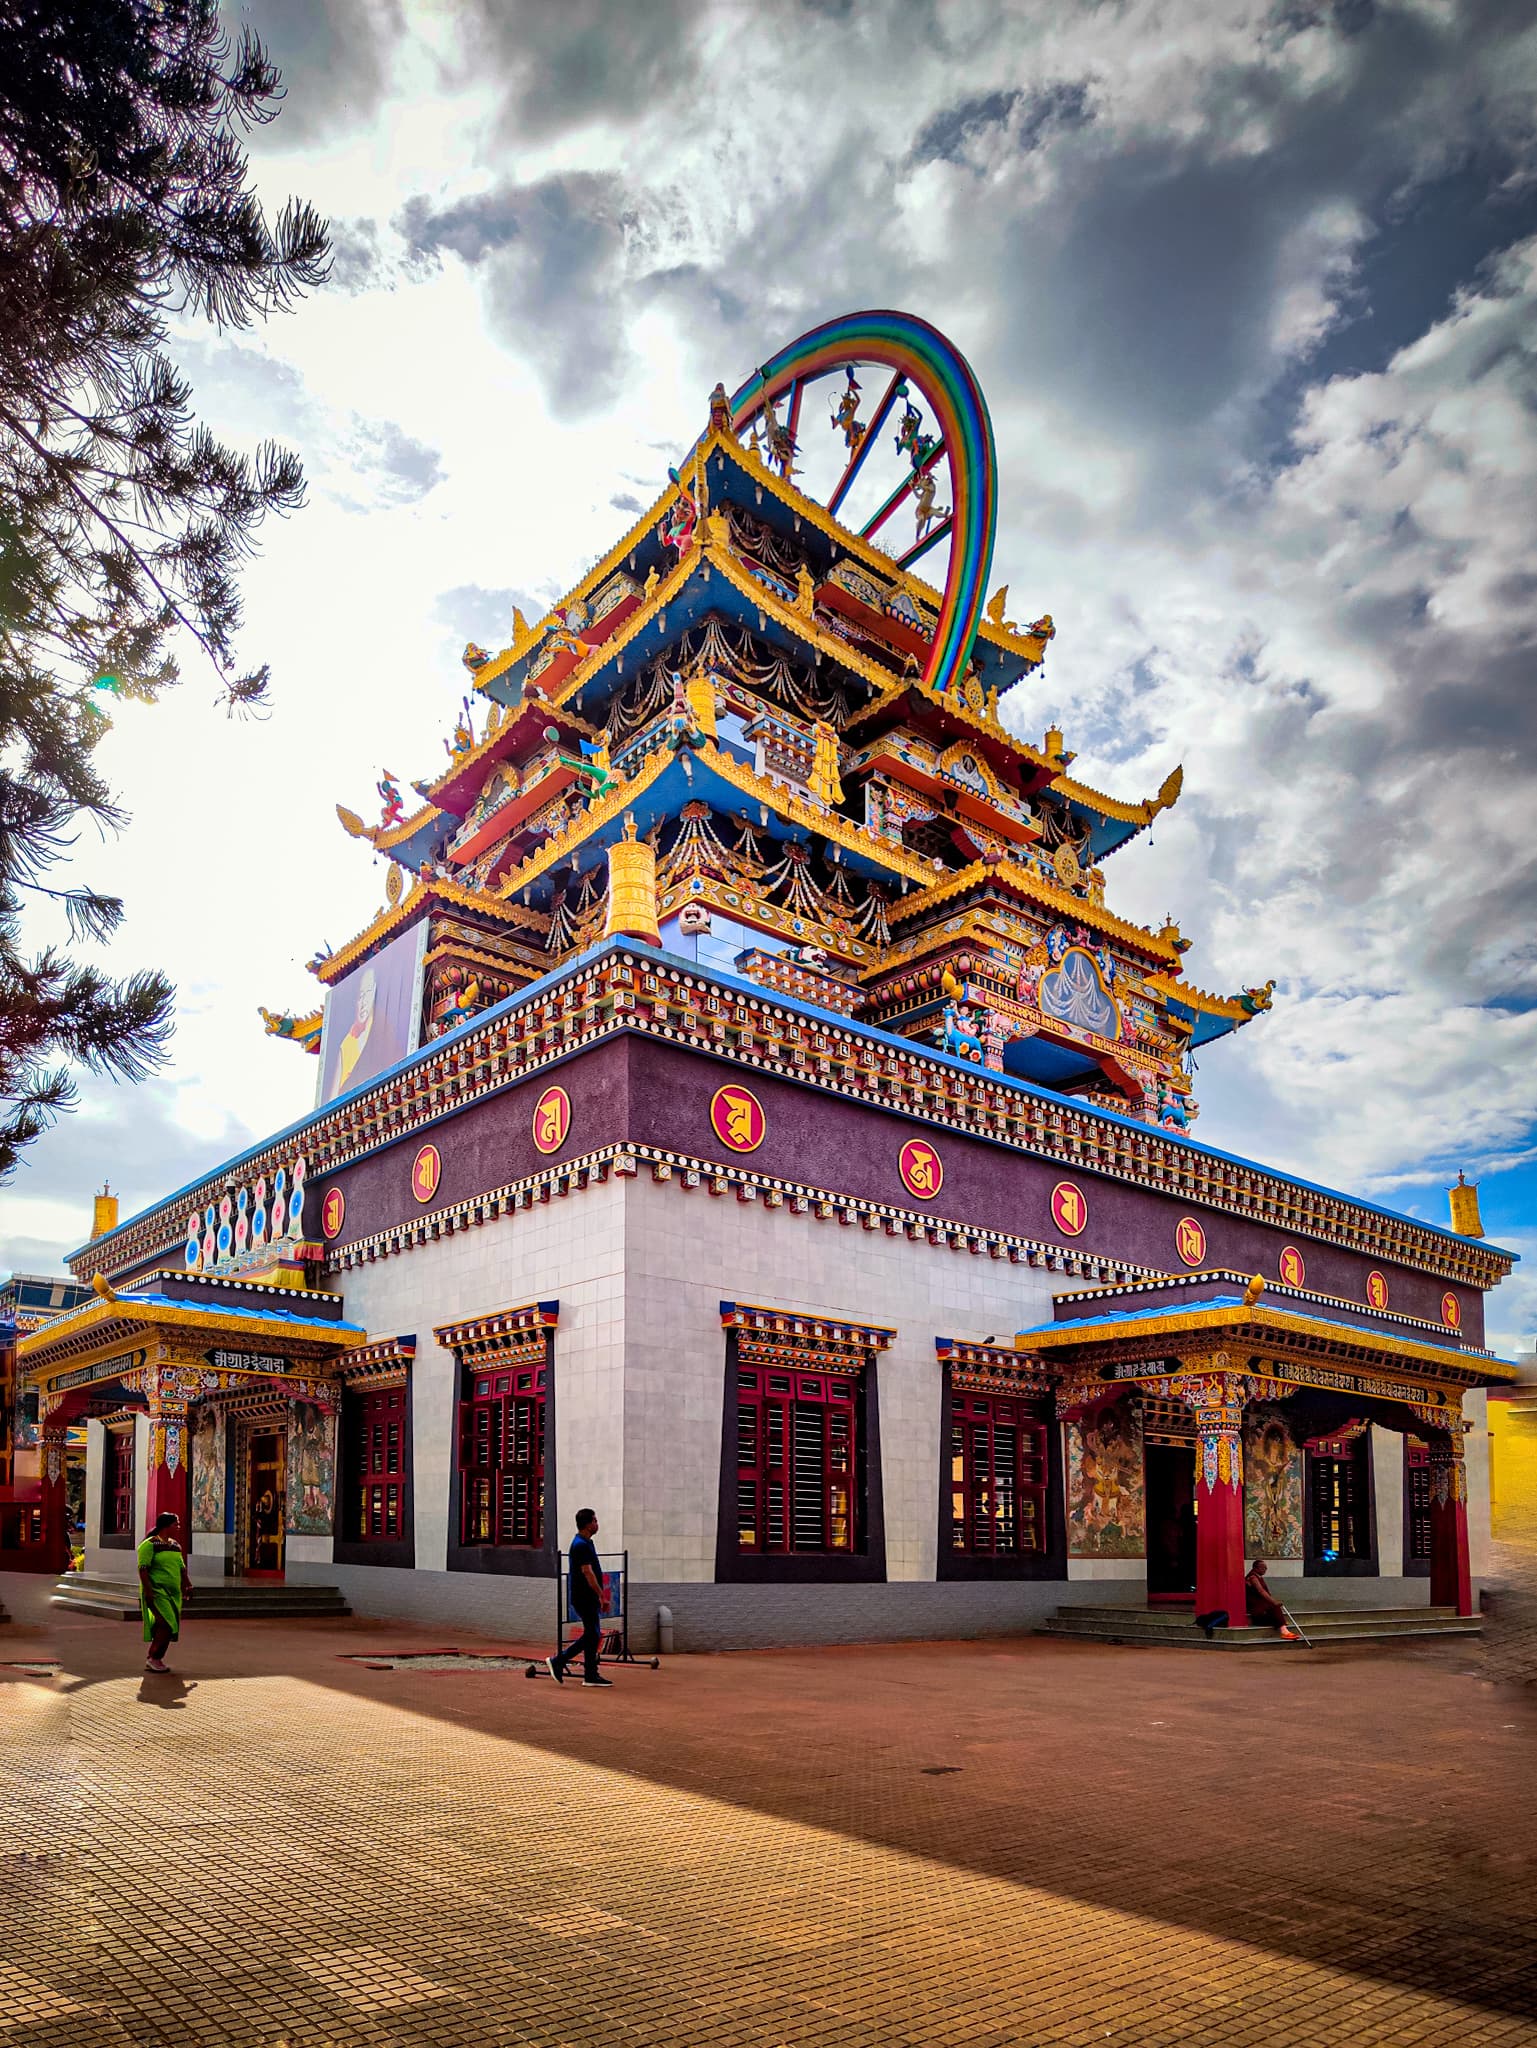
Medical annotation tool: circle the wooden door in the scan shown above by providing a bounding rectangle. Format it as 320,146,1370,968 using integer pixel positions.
245,1428,286,1577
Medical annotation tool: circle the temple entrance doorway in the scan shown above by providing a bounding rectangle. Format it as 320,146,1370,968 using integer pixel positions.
1143,1397,1197,1600
241,1426,286,1578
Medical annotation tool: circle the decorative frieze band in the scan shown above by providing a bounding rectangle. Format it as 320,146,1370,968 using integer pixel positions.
70,946,1511,1291
322,1141,1150,1284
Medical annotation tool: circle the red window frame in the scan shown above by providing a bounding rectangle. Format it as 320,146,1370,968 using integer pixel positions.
948,1391,1048,1555
736,1364,858,1554
106,1428,135,1536
351,1387,406,1543
458,1360,546,1548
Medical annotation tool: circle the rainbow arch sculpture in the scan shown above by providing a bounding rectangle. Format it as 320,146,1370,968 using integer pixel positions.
729,310,998,703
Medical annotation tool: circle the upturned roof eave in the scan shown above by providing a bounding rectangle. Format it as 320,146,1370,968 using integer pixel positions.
312,877,551,988
1014,1297,1517,1385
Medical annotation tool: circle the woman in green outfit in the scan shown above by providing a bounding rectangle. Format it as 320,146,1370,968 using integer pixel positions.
137,1511,193,1672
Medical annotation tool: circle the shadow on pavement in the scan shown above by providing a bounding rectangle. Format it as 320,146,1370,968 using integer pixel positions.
39,1546,1537,2030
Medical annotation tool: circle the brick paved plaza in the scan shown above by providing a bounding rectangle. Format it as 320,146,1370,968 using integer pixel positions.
3,1598,1536,2048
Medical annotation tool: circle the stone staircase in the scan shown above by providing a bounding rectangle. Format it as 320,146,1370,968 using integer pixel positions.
1038,1602,1481,1649
51,1573,351,1621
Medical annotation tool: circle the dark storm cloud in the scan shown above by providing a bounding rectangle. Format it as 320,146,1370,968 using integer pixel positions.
229,0,404,144
1321,171,1537,373
960,1,1537,506
400,174,641,416
912,88,1021,164
910,81,1091,166
454,0,709,142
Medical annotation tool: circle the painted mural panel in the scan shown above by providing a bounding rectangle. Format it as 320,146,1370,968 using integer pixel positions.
287,1400,336,1536
1243,1403,1303,1560
317,922,427,1105
1067,1392,1145,1557
191,1407,225,1534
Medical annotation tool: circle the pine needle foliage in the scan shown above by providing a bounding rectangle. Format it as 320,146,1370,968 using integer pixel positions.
0,0,329,1180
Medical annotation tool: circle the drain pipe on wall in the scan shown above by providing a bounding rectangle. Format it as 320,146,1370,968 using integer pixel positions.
656,1605,675,1655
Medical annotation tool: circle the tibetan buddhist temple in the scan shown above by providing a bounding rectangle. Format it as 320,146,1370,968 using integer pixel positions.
17,311,1517,1647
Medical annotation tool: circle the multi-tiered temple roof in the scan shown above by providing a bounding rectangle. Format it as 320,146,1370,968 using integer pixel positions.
273,315,1274,1130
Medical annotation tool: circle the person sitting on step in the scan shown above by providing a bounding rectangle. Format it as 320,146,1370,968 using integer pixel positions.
1246,1558,1299,1639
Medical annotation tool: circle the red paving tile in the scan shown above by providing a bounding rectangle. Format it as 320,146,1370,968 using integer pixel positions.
1,1593,1535,2047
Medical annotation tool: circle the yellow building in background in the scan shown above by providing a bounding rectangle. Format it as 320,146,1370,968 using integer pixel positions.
1490,1369,1537,1550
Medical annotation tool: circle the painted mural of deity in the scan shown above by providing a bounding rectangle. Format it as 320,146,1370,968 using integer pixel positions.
287,1401,336,1537
1067,1392,1145,1557
191,1406,225,1535
1243,1404,1303,1559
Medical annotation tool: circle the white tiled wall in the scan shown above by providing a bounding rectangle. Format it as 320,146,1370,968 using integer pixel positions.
334,1176,629,1564
308,1176,1500,1636
1372,1424,1405,1576
83,1419,104,1550
83,1412,147,1574
618,1175,1056,1583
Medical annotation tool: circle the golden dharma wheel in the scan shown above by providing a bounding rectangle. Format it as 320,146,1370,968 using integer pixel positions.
1053,843,1082,888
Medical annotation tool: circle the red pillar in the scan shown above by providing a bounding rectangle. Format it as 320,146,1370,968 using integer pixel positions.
1428,1434,1473,1616
145,1399,191,1552
1186,1373,1249,1624
38,1421,71,1574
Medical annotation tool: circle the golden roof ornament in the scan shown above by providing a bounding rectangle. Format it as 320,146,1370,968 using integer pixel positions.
809,721,844,807
685,674,717,740
606,811,661,945
1448,1171,1484,1239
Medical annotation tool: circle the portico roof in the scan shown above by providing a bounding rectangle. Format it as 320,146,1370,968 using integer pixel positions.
18,1288,366,1394
1014,1291,1516,1391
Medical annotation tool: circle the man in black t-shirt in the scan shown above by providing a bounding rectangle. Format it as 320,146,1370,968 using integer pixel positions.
546,1509,611,1687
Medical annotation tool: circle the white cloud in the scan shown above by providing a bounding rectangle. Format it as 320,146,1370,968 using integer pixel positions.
5,0,1534,1351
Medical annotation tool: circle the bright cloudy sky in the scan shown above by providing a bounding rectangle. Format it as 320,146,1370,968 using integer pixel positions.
3,0,1535,1351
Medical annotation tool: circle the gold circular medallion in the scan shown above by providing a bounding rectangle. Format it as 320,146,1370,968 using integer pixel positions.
385,865,404,908
1053,843,1081,888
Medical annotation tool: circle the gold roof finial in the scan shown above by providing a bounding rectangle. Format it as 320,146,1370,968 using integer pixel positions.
1448,1171,1484,1239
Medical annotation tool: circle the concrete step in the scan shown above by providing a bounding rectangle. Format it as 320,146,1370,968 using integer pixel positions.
50,1576,351,1620
1057,1605,1459,1622
1039,1605,1481,1649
